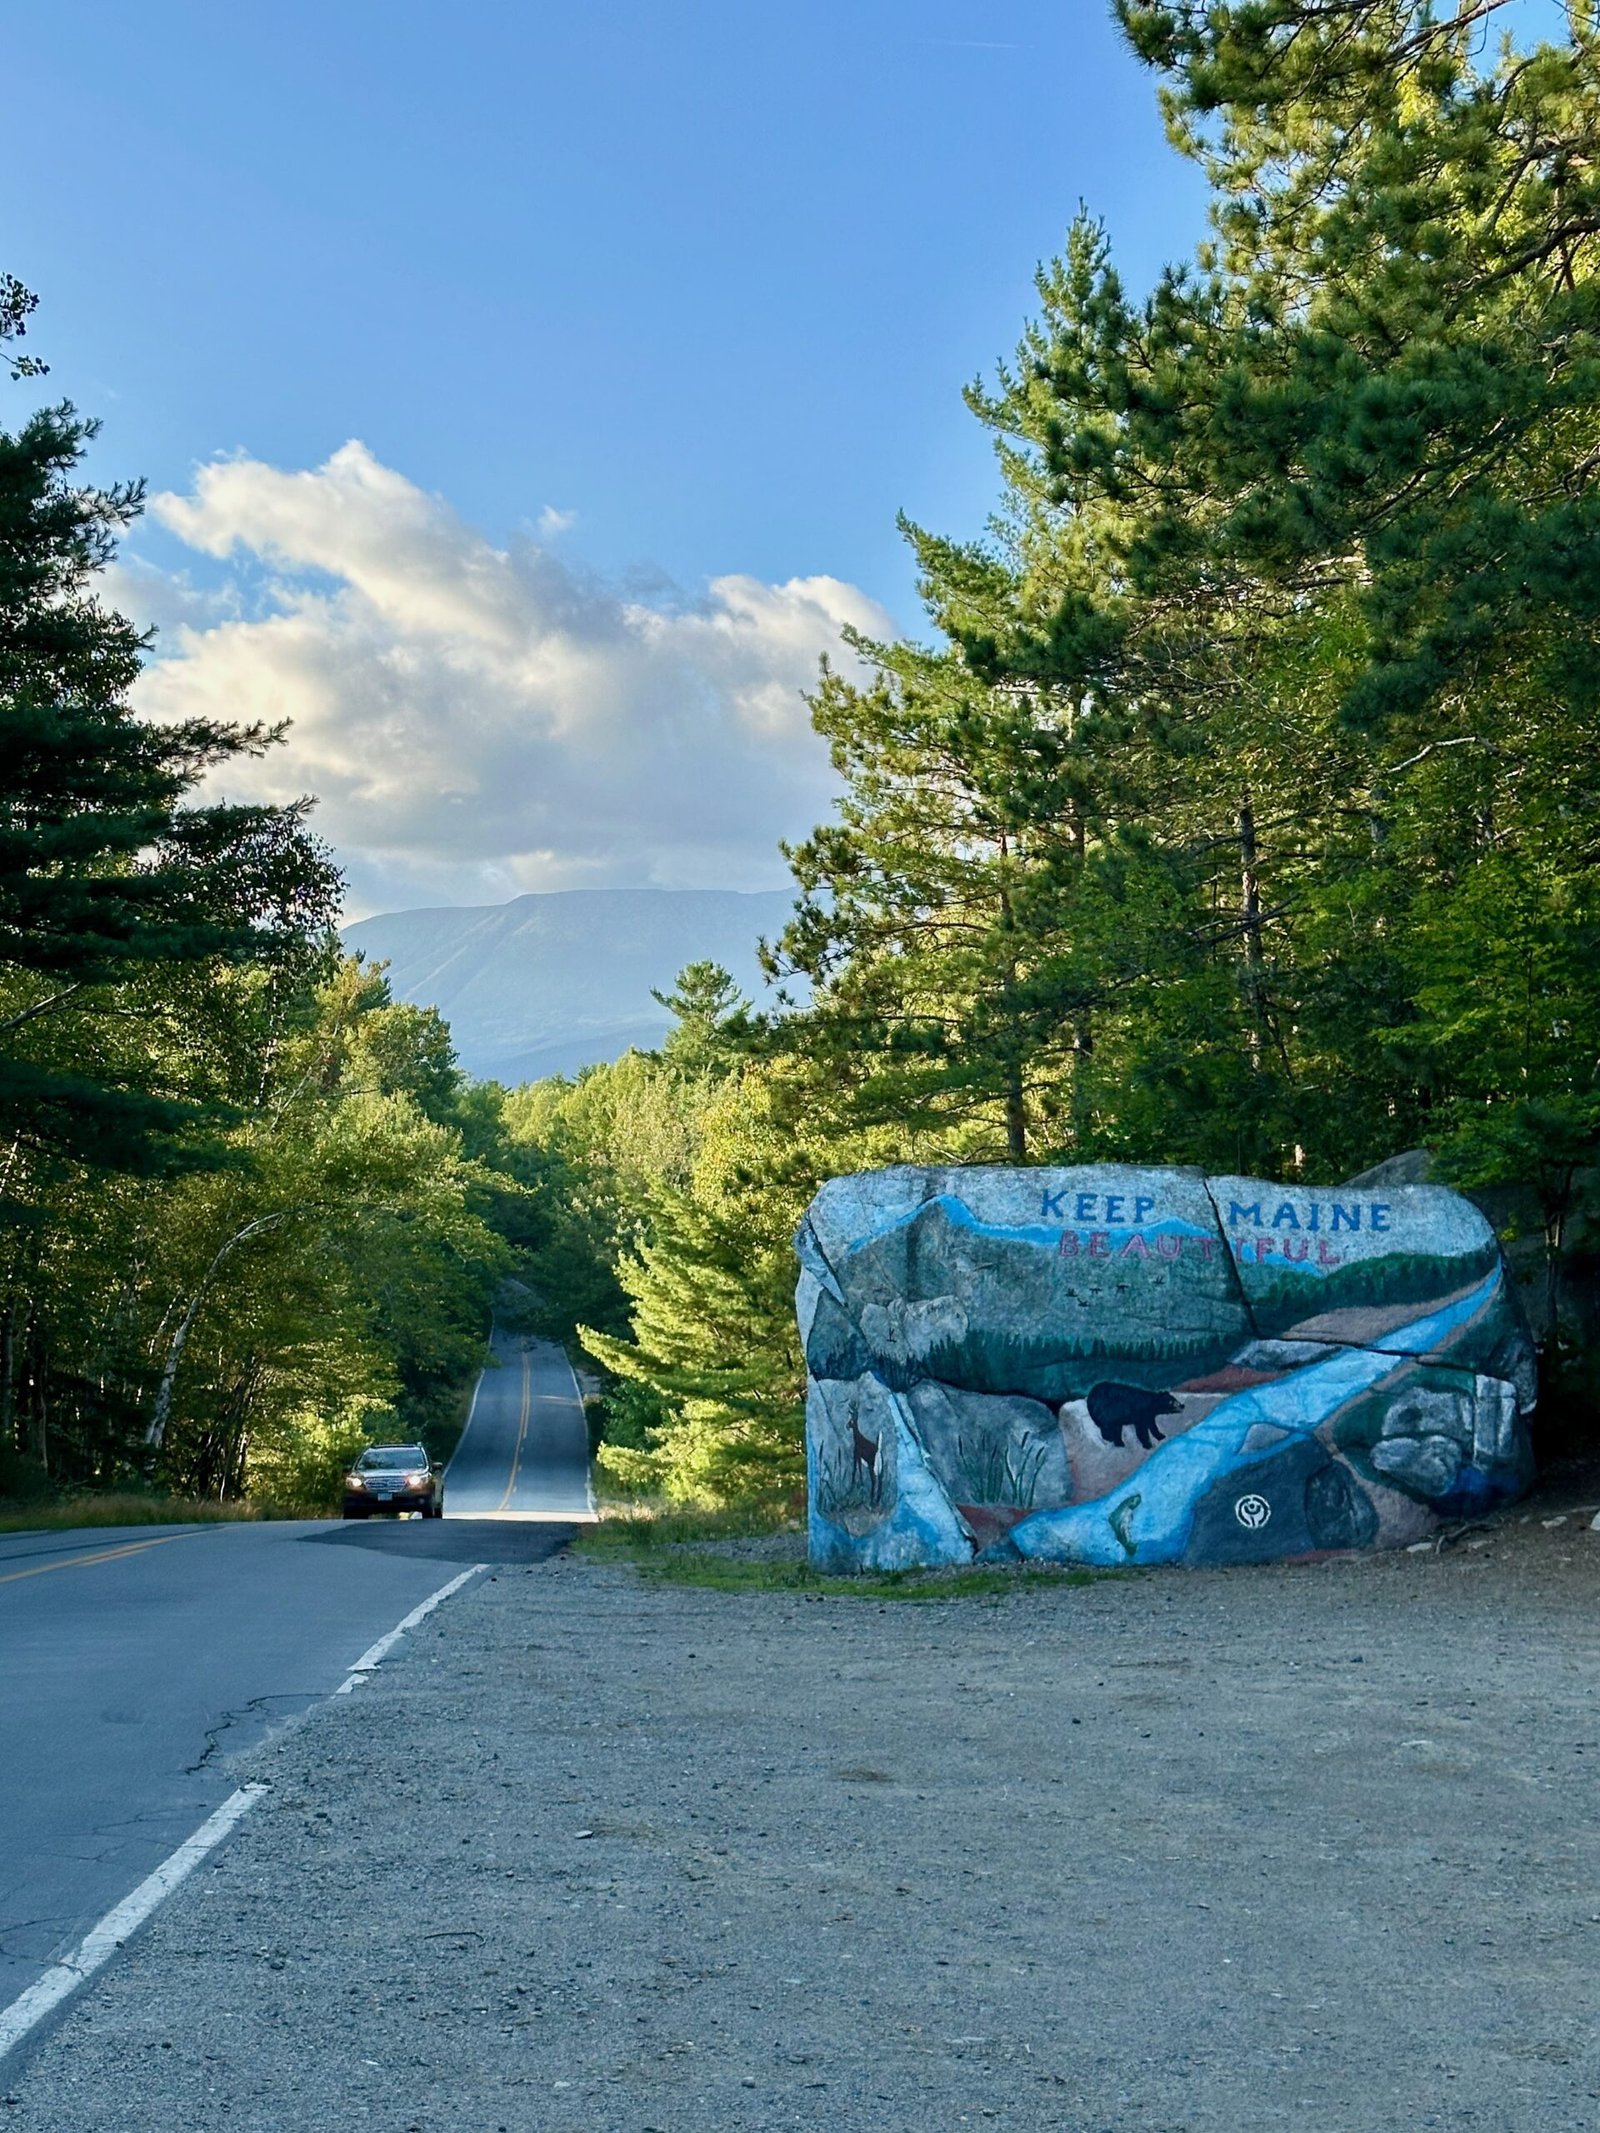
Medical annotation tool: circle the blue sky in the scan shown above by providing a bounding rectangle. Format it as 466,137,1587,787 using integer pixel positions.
9,1,1209,910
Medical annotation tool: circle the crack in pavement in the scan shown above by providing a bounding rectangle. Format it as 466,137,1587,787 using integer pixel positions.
186,1695,319,1776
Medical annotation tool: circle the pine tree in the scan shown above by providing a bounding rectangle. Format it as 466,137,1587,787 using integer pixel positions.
0,354,339,1181
769,635,1155,1161
651,961,749,1078
578,1069,816,1508
1107,0,1600,738
581,1183,806,1508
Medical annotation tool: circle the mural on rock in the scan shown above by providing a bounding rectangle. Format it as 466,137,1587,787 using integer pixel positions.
798,1166,1537,1572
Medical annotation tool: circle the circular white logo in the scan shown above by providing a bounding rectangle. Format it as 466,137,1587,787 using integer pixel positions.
1234,1492,1272,1530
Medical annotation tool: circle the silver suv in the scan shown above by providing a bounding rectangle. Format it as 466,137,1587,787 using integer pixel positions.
341,1445,441,1519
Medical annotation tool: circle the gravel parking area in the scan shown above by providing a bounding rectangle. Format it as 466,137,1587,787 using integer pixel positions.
8,1504,1600,2132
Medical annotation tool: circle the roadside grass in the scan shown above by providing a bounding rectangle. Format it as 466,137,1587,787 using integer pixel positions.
627,1553,1105,1600
575,1509,1108,1600
0,1493,320,1535
581,1500,797,1548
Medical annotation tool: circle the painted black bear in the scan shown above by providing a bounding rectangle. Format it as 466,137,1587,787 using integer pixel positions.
1085,1381,1183,1452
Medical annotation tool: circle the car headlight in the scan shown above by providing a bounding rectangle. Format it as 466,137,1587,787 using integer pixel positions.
406,1471,429,1487
346,1474,366,1489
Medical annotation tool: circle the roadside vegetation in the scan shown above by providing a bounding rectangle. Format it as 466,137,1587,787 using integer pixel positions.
572,1513,1105,1601
6,1,1600,1530
0,1493,297,1535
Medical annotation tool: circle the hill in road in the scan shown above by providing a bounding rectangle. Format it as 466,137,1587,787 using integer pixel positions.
342,886,796,1084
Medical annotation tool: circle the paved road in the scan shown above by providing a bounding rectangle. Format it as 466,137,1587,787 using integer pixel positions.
0,1515,569,2028
444,1331,595,1520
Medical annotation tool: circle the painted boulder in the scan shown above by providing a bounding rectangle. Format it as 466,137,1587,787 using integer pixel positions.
798,1165,1536,1572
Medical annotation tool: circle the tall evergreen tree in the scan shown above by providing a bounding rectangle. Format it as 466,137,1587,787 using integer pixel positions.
769,636,1157,1159
0,315,338,1183
1106,0,1600,739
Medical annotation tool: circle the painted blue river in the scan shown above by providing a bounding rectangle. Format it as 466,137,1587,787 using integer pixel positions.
1006,1269,1505,1567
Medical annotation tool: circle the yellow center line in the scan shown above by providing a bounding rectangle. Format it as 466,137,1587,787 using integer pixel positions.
496,1346,533,1512
0,1531,204,1587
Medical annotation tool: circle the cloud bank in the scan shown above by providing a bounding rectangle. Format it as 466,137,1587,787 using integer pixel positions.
123,442,892,916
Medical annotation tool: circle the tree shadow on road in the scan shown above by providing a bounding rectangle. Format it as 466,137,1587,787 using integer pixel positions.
304,1519,578,1564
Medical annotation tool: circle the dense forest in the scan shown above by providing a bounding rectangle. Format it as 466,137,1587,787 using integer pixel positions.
5,0,1600,1516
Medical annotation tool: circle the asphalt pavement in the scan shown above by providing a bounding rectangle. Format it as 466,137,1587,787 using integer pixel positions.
0,1513,570,2033
444,1331,595,1520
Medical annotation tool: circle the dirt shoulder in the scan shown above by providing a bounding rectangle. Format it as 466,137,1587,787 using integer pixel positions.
8,1509,1600,2132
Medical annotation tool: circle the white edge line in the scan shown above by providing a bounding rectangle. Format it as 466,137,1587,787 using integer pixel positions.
553,1343,598,1517
335,1563,486,1691
0,1783,266,2061
441,1321,495,1491
0,1564,488,2061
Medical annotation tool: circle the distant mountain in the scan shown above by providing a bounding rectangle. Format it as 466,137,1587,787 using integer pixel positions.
342,887,798,1084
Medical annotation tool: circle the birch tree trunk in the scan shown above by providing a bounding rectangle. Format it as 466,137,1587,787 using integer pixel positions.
1239,790,1267,1074
144,1214,294,1451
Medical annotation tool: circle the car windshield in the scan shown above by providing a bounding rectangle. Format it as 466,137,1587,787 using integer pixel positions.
357,1448,426,1471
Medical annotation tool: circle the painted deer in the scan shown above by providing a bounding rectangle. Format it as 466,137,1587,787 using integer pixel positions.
846,1404,883,1507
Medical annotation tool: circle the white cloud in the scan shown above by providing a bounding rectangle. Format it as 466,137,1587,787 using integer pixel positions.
536,504,576,537
125,442,893,917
